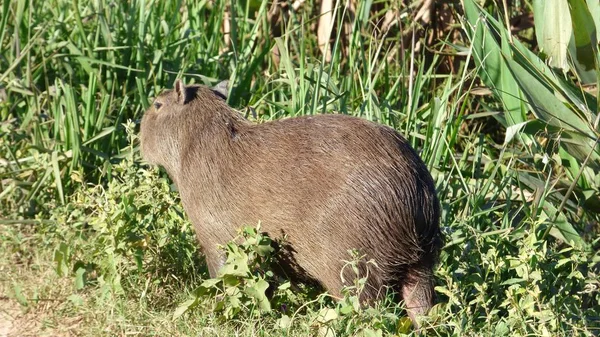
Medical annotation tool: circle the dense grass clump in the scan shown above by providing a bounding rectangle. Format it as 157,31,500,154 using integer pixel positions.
1,0,598,336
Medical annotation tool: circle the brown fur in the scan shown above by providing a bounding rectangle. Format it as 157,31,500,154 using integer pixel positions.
140,80,442,326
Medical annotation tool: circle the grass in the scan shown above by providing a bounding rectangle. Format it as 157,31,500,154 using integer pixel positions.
1,0,599,336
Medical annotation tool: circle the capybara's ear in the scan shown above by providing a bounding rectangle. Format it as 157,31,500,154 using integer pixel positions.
174,79,187,104
212,80,229,100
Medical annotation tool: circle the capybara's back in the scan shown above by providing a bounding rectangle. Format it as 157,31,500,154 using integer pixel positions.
140,80,442,325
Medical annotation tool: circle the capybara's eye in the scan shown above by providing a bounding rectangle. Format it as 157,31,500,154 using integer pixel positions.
154,101,163,110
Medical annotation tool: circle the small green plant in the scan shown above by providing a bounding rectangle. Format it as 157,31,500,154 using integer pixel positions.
171,232,415,335
46,124,202,302
291,251,413,337
172,224,303,321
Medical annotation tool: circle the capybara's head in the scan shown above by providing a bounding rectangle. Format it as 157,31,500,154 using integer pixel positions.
140,80,229,179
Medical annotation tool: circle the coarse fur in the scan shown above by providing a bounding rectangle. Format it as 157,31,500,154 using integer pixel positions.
140,80,442,326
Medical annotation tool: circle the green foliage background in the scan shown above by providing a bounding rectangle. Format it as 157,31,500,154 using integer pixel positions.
1,0,598,335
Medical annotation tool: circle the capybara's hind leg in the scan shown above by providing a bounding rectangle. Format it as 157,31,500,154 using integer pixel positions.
203,245,226,278
401,268,435,327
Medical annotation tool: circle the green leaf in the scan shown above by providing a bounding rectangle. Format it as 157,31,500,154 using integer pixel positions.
277,314,292,329
82,126,117,146
67,294,84,306
495,320,510,336
567,0,599,83
557,132,600,171
541,201,585,248
500,29,526,126
587,0,600,42
173,298,198,320
54,242,70,277
503,55,600,168
51,151,64,205
244,278,271,312
360,328,383,337
226,294,242,312
74,267,86,290
316,308,339,324
222,274,242,288
533,0,572,70
504,57,593,134
339,303,354,315
13,283,28,307
396,316,413,334
509,36,598,119
463,0,525,126
218,249,250,277
199,278,221,290
278,282,291,290
463,0,503,91
500,278,525,286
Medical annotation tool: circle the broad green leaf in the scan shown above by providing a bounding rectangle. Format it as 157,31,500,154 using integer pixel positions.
463,0,503,90
316,308,339,324
552,72,598,119
199,278,221,289
191,279,220,298
397,316,413,334
504,53,600,169
541,200,585,248
225,294,241,312
277,282,291,290
277,314,292,329
463,0,525,126
500,24,526,125
222,275,242,288
533,0,572,70
495,320,510,336
244,278,271,312
172,298,197,320
508,36,598,120
219,246,250,277
588,0,600,41
74,267,86,290
504,58,593,135
54,242,70,277
567,0,598,83
501,278,526,286
255,236,274,256
82,126,117,146
339,303,354,315
360,328,383,337
510,30,564,87
557,131,600,171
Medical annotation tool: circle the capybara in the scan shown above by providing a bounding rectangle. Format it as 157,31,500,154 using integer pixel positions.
140,80,442,325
